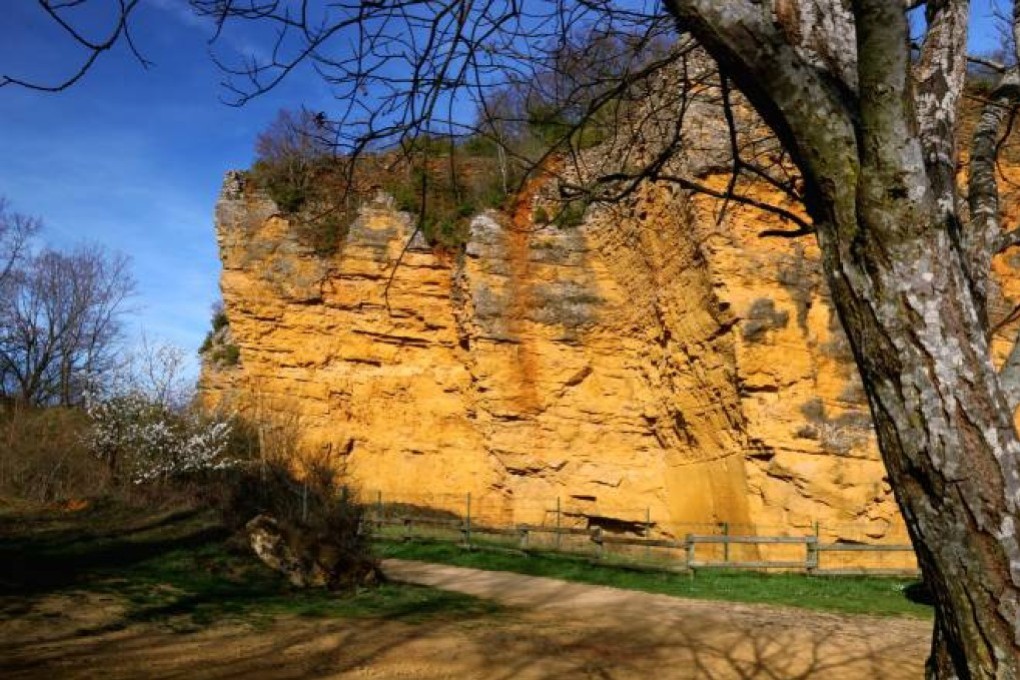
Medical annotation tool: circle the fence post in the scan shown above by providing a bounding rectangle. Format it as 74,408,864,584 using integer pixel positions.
685,533,696,573
806,536,819,573
645,507,652,562
376,490,383,531
465,492,472,549
593,526,604,559
519,526,529,550
722,522,730,563
556,497,562,552
809,521,820,573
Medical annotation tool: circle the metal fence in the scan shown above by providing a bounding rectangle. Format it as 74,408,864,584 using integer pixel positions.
361,490,919,576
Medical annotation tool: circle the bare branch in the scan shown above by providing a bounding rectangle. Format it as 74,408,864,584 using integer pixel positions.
666,1,859,226
584,170,815,234
969,54,1007,73
1,0,149,92
969,4,1020,324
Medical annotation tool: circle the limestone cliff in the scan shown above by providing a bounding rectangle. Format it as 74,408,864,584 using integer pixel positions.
201,168,924,550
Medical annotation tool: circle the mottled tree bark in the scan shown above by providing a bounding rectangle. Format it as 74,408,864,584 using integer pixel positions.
668,1,1020,676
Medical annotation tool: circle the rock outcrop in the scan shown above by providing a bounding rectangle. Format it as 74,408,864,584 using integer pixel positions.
246,513,380,589
200,168,938,553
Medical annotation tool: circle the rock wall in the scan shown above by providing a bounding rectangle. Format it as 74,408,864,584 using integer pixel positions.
201,169,923,551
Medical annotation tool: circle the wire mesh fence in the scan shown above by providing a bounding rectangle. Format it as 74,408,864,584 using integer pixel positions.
360,489,919,576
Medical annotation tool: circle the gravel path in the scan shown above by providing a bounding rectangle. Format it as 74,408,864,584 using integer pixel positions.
0,559,932,679
381,558,933,679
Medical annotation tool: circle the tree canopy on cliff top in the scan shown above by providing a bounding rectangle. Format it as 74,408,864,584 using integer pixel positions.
9,0,1020,676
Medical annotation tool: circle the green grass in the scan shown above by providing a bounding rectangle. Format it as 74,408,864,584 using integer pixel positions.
81,540,501,632
377,539,934,619
0,501,500,632
0,500,931,632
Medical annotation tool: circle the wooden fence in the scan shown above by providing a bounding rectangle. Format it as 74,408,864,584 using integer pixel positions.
367,511,920,577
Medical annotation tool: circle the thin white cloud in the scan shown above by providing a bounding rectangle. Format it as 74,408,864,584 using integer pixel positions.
148,0,271,63
148,0,210,31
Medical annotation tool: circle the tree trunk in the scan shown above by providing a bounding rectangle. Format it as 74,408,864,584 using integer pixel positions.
666,1,1020,675
822,204,1020,678
927,622,960,679
824,2,1020,673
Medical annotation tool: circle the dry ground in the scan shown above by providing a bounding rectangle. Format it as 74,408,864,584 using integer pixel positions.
0,559,931,679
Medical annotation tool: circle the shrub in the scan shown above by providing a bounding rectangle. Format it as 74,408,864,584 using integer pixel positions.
214,458,358,531
247,108,360,256
553,200,588,228
199,305,241,368
0,405,109,503
211,307,229,332
295,213,347,257
422,216,470,251
217,344,241,366
381,155,506,251
248,110,536,256
250,108,331,213
199,332,214,355
209,453,376,590
84,393,235,485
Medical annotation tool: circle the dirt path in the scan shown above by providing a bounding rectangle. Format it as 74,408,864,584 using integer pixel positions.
382,559,932,679
0,560,932,679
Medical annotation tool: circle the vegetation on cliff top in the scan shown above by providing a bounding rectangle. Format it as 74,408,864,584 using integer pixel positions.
246,104,600,256
246,111,510,255
244,30,644,256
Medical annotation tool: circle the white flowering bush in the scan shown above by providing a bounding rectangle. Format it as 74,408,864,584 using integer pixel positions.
85,392,235,485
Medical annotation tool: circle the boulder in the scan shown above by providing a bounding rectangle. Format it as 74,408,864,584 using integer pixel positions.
245,514,381,589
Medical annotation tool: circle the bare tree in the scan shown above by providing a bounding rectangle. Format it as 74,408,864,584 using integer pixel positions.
0,198,39,292
0,244,135,407
0,199,41,404
251,107,334,210
11,0,1020,674
118,333,192,411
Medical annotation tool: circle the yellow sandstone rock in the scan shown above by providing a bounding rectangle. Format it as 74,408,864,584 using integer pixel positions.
201,171,920,555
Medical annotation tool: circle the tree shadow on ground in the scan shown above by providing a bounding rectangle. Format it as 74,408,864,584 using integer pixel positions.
0,592,930,679
0,506,930,679
0,503,227,596
0,567,930,679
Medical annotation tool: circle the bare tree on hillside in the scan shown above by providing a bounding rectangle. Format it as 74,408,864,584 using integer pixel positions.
0,199,41,405
0,198,39,291
12,0,1020,674
0,245,135,407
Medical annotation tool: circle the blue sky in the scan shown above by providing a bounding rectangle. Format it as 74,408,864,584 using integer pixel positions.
0,1,334,378
0,0,1010,380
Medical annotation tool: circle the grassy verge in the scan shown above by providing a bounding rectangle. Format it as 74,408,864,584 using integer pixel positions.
0,501,500,632
377,539,933,619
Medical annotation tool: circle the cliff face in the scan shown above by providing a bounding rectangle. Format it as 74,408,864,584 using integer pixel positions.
201,168,918,546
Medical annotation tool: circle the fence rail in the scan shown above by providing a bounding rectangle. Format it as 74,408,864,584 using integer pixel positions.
366,504,920,577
